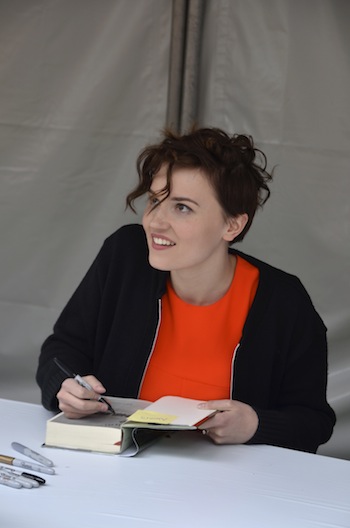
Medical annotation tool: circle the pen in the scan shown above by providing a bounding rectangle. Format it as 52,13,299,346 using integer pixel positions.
0,469,36,488
0,465,45,485
0,455,55,475
53,357,116,415
11,442,54,467
0,474,22,489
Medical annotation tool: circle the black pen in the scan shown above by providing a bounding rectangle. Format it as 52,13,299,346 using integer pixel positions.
54,357,116,415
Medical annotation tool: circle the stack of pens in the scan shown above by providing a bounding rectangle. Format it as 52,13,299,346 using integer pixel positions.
0,442,55,489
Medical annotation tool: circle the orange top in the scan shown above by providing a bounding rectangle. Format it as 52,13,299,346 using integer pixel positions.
139,255,259,401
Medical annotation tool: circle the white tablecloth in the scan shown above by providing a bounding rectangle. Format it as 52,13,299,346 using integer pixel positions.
1,398,349,528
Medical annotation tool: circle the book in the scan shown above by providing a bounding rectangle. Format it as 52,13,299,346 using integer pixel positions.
44,396,215,456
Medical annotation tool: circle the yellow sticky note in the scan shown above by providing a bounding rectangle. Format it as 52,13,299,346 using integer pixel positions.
127,409,178,425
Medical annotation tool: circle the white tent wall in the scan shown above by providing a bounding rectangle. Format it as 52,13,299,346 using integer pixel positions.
0,0,349,460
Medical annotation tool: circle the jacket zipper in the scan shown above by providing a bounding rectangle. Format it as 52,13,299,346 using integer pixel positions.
137,298,162,397
230,342,240,397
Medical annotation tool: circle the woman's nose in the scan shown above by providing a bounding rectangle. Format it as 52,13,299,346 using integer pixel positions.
149,203,169,227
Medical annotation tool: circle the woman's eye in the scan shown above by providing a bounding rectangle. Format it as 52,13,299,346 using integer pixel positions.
176,203,192,213
148,196,159,206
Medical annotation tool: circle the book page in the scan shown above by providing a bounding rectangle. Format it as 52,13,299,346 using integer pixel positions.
127,396,215,427
48,397,150,427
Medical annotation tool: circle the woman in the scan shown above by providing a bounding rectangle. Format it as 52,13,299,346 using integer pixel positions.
36,127,335,453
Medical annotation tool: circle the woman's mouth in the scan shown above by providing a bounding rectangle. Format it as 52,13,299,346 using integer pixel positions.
152,235,176,247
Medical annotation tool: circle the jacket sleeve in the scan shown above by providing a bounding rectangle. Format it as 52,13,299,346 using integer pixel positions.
239,275,336,453
36,237,113,411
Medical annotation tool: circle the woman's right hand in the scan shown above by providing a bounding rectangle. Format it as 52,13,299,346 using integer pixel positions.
56,375,109,419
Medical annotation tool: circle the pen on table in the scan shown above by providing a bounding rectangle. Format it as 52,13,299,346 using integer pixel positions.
11,441,54,467
0,468,37,488
0,455,55,475
0,465,45,485
0,473,22,489
53,357,116,415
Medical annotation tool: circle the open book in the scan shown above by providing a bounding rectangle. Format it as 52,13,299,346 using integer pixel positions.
44,396,215,456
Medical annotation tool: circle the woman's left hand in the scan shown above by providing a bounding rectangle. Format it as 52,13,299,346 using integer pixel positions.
197,399,259,444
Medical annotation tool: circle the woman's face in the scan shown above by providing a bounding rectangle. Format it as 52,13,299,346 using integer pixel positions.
142,165,246,277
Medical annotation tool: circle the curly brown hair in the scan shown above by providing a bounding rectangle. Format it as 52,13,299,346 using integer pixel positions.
126,127,273,242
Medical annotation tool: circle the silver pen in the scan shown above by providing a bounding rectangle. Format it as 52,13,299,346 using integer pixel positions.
0,473,22,489
0,468,36,488
0,466,40,487
0,454,55,475
0,466,46,488
54,357,116,415
11,442,54,467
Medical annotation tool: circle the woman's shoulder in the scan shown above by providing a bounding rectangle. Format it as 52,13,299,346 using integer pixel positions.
234,249,300,283
105,223,146,244
234,250,326,329
100,224,147,255
89,224,149,275
234,250,319,310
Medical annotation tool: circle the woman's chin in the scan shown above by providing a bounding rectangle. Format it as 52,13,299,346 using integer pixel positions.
148,254,172,272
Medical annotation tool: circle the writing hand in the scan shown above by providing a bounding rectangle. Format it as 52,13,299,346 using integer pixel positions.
57,375,110,419
197,399,258,444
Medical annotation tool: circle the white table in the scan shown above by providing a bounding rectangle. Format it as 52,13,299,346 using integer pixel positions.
1,398,349,528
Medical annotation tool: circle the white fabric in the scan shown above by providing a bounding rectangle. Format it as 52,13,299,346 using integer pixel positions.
1,399,350,527
0,0,349,460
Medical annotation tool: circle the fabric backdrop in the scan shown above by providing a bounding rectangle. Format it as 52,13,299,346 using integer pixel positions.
0,0,349,460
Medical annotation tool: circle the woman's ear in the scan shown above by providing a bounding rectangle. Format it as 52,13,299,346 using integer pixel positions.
223,214,249,242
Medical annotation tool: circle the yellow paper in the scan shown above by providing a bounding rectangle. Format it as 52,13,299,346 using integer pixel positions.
127,409,178,425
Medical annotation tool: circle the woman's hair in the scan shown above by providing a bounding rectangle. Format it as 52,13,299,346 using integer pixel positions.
126,126,273,242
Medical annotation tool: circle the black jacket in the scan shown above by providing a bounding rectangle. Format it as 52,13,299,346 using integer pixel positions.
36,224,336,452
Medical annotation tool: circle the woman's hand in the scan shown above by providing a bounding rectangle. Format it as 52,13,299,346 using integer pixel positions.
56,375,110,419
197,399,259,444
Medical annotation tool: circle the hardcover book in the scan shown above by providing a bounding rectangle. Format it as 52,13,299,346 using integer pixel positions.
44,396,215,456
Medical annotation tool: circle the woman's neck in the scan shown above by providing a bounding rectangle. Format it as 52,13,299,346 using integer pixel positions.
170,254,237,306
